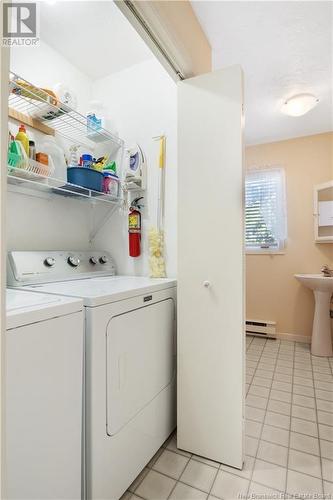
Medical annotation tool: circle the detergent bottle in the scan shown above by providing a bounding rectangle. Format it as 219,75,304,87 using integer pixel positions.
15,124,29,156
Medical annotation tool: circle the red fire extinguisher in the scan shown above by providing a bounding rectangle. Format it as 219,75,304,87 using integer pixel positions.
128,197,144,257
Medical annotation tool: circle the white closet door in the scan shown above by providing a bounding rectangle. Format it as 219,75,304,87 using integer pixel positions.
177,66,245,468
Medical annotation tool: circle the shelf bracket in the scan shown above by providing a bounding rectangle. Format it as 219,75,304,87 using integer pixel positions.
89,204,120,243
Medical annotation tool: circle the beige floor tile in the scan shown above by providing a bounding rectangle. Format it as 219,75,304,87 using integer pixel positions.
291,405,317,422
169,482,207,500
255,369,274,380
261,424,289,447
290,417,318,437
322,458,333,482
267,399,291,416
321,439,333,460
319,423,333,442
273,372,292,383
318,411,333,426
249,385,270,398
264,411,290,430
248,482,283,497
153,449,189,479
293,376,314,388
313,372,333,382
317,399,333,413
324,481,333,495
246,395,268,410
246,405,265,423
135,470,176,500
180,459,217,493
294,369,313,379
245,436,259,457
315,380,333,391
252,459,287,491
290,432,320,455
316,390,333,402
220,456,254,480
288,449,321,478
257,440,288,467
245,419,262,439
286,469,323,496
211,470,249,499
272,381,292,393
293,384,315,397
292,394,315,409
252,376,271,388
270,389,292,404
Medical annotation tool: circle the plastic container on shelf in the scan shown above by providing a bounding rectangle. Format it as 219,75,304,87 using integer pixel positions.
67,167,104,192
103,171,119,197
40,136,67,181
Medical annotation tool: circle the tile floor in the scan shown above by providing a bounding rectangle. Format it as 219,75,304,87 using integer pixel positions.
122,336,333,500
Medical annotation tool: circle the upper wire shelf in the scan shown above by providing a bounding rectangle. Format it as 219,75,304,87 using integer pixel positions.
8,72,124,152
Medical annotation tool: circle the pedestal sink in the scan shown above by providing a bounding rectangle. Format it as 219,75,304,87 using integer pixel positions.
295,274,333,357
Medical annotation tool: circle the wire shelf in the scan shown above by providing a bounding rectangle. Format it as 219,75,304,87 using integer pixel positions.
9,72,124,152
8,166,122,206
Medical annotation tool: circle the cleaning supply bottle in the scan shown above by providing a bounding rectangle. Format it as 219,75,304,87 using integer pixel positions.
15,124,29,156
40,136,67,181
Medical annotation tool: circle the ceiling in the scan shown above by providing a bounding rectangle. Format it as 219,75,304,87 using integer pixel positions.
191,1,333,145
39,1,153,80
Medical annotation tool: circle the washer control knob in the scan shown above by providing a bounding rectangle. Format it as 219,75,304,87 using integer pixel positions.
99,256,108,264
90,257,98,265
68,256,80,267
203,280,211,288
44,257,55,267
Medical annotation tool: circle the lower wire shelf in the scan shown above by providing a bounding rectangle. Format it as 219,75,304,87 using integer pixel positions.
7,167,122,206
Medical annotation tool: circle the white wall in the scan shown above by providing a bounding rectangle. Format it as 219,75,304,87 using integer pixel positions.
8,41,94,251
91,59,177,277
10,42,92,114
8,45,177,278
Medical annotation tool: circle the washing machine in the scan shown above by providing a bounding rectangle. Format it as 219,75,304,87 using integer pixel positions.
5,288,84,500
7,251,177,500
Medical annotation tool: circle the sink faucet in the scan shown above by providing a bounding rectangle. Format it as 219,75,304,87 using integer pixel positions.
321,265,333,277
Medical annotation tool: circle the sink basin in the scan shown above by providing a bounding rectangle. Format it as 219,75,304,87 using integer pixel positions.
295,273,333,357
295,274,333,292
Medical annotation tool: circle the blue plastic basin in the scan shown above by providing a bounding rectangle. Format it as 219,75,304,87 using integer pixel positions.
67,167,104,192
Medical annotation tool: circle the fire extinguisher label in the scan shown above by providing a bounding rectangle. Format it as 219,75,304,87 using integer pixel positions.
129,213,140,229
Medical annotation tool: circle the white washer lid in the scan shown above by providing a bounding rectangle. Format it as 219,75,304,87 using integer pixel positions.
6,289,83,330
18,276,177,307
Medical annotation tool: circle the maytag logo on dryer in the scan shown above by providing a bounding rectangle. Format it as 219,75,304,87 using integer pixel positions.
2,2,40,47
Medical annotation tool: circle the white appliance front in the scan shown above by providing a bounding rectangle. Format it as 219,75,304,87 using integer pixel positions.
6,290,84,500
7,252,177,500
86,288,177,500
107,298,175,436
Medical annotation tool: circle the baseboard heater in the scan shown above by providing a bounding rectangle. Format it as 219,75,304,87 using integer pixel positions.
246,319,276,339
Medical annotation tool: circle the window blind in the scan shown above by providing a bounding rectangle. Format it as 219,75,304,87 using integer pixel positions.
245,168,287,251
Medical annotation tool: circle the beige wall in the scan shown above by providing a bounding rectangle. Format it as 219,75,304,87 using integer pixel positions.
246,132,333,340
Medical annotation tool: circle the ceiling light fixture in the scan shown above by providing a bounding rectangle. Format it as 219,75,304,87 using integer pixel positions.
281,93,319,117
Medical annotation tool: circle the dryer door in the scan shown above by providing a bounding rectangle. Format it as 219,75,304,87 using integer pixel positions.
106,298,175,436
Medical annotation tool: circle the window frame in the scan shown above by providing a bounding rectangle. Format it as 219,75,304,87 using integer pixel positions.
245,166,287,255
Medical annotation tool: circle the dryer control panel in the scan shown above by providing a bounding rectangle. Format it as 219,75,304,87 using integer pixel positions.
7,251,116,286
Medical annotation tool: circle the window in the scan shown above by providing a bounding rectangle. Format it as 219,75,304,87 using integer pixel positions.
245,167,287,252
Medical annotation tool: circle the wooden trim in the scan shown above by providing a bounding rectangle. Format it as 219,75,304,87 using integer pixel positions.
9,107,54,136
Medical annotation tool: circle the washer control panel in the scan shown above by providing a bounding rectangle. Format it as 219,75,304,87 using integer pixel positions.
7,251,116,286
